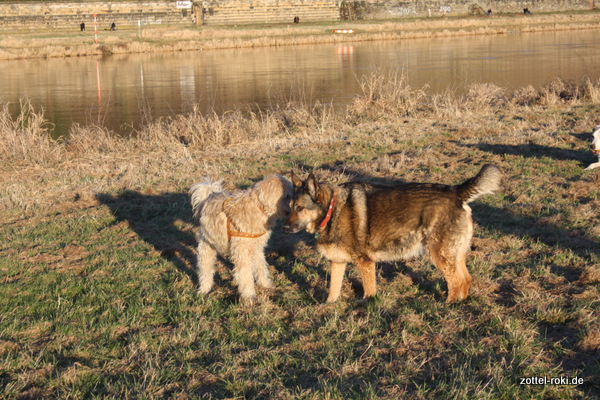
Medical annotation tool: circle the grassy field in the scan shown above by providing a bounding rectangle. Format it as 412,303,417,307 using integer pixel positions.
1,73,600,399
1,10,600,60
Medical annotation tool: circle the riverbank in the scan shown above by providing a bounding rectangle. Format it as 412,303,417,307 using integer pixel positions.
1,10,600,60
1,73,600,397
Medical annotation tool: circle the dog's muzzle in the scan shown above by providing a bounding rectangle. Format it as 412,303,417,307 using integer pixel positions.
283,222,300,233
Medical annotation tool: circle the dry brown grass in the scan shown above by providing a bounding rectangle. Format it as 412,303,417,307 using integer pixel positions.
1,12,600,60
1,74,599,222
584,77,600,103
350,71,428,119
0,100,61,166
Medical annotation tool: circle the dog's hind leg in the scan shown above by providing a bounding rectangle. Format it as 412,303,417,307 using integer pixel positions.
427,243,471,303
326,262,347,303
457,261,472,301
449,250,472,302
197,237,218,295
356,256,377,300
230,239,258,304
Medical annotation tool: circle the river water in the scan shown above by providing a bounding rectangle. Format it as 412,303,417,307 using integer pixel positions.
2,29,600,136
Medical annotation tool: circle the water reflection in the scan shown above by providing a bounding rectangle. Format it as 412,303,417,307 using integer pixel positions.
1,29,599,136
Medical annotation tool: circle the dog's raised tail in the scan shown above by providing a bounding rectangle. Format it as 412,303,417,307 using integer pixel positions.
456,164,502,204
190,179,224,223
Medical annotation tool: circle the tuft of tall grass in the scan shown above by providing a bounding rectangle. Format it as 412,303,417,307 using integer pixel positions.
349,71,427,118
64,123,125,155
0,99,62,166
540,78,588,106
512,85,540,106
465,83,508,109
138,106,282,151
583,77,600,104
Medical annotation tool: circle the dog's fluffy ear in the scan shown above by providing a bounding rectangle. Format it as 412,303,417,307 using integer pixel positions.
306,173,319,200
291,171,303,188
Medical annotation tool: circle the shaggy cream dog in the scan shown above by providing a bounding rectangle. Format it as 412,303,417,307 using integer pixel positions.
190,175,293,304
586,125,600,170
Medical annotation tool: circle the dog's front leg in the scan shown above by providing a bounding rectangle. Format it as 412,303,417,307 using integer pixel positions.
253,238,274,289
326,262,347,303
585,161,600,170
230,239,258,305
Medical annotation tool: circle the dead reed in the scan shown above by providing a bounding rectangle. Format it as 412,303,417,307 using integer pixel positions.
0,100,62,166
350,71,428,118
1,73,599,220
2,75,599,166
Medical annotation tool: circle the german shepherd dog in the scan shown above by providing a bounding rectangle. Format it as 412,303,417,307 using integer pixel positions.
283,165,502,303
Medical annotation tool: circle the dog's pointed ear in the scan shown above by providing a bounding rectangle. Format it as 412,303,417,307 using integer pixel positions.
291,171,303,188
306,173,319,200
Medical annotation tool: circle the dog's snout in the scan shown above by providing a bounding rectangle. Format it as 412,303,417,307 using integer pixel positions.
283,222,298,233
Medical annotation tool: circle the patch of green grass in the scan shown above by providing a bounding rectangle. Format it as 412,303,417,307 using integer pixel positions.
2,77,600,398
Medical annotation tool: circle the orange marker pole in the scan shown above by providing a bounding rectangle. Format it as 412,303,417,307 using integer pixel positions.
93,14,98,44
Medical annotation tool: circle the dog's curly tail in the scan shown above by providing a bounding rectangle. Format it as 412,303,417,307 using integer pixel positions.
190,179,224,223
456,164,502,204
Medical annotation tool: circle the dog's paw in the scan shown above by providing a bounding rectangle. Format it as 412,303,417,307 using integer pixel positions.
585,163,600,170
356,296,373,305
240,295,257,307
258,279,274,289
198,286,212,295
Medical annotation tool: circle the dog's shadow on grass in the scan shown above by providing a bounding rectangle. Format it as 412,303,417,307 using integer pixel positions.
96,190,199,285
268,224,331,303
96,190,321,300
455,136,594,169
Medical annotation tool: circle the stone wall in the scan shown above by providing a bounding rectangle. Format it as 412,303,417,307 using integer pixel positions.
0,0,595,31
198,0,339,25
0,1,193,31
0,0,339,30
342,0,593,20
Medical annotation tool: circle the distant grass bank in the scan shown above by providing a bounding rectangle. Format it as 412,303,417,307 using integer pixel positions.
1,11,600,60
1,73,600,398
